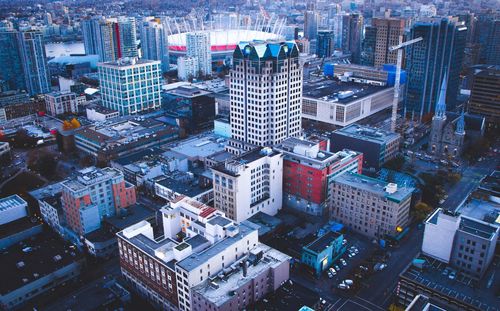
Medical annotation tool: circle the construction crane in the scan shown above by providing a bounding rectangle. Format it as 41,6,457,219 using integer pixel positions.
388,36,423,132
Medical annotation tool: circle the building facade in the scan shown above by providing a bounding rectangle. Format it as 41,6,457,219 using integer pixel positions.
82,17,138,62
371,18,406,68
301,231,345,276
468,65,500,131
117,196,290,311
329,172,414,239
140,18,169,72
404,17,467,120
98,58,161,115
186,32,212,77
17,30,51,96
177,56,199,81
330,124,401,171
230,41,302,147
428,76,465,158
341,13,363,64
274,137,363,216
0,30,25,91
316,30,334,58
44,91,80,116
61,167,136,235
212,147,283,223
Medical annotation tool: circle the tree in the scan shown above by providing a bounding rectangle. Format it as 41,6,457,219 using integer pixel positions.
413,202,433,222
27,149,58,179
384,154,405,171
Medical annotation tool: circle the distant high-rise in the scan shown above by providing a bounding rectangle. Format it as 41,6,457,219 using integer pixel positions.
304,11,319,40
316,30,334,57
370,18,406,67
342,13,363,63
474,12,500,63
98,58,161,115
82,17,138,62
404,17,467,120
186,32,211,77
0,30,25,91
17,30,51,95
469,65,500,130
140,18,169,72
485,20,500,65
230,41,302,147
361,25,376,66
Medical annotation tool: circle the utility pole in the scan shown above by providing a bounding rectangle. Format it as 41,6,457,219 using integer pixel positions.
388,36,423,132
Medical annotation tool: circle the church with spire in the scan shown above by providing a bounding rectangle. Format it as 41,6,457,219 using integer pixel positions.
428,74,468,158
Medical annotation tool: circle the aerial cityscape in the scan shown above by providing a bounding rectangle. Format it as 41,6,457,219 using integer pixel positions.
0,0,499,310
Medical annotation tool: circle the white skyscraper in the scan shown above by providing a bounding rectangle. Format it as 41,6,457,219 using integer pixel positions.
229,41,302,147
186,32,212,77
140,18,169,72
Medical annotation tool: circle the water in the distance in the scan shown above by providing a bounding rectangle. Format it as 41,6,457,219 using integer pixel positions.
45,41,85,58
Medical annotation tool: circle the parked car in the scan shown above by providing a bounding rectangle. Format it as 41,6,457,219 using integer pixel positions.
337,283,349,290
449,271,456,280
359,265,369,272
344,279,354,285
334,265,341,271
329,267,336,275
328,271,334,278
340,259,347,266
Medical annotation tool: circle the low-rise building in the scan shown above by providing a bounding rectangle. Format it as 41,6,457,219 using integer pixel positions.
86,104,120,122
330,124,401,171
301,231,345,276
301,78,395,127
74,116,179,163
212,147,283,223
44,91,82,116
274,137,363,216
61,167,136,235
0,233,85,310
162,85,216,134
154,170,213,204
329,172,414,239
0,195,28,226
117,196,290,311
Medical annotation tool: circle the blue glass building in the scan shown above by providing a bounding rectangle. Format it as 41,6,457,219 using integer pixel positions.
404,17,467,120
0,30,25,91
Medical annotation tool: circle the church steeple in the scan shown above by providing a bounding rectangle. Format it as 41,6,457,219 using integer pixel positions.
435,72,447,119
456,110,465,135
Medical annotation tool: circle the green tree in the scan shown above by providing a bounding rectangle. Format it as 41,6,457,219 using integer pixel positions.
413,202,433,221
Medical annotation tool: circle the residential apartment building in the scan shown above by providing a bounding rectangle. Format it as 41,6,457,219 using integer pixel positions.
211,147,283,223
274,137,363,216
61,167,136,235
98,58,162,115
82,17,138,62
117,196,290,311
230,41,302,147
140,18,169,72
44,91,81,116
19,29,51,96
177,56,199,81
186,32,212,77
330,124,401,171
329,172,414,239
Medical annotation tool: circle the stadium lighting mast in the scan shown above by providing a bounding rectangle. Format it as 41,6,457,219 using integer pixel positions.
388,36,423,132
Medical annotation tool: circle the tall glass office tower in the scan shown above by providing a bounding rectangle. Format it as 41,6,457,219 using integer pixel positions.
18,30,51,95
140,18,169,72
404,17,467,120
0,30,25,91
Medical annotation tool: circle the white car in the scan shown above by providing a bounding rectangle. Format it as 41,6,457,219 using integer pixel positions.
340,259,347,266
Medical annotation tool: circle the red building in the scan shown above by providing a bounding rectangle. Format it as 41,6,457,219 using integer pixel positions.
275,137,363,216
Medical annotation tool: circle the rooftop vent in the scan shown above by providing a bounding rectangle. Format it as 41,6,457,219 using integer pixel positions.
385,183,398,194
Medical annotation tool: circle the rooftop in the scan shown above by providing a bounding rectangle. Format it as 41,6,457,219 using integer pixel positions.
212,147,280,177
164,85,212,98
29,182,64,201
156,171,212,198
0,217,41,240
333,172,414,203
192,244,290,306
333,124,401,144
304,231,342,254
98,58,160,68
400,254,500,311
0,232,84,295
167,133,227,159
86,103,119,115
0,194,27,212
104,203,155,231
302,78,390,105
176,221,259,272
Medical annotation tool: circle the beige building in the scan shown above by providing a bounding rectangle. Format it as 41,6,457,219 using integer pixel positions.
329,172,414,239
